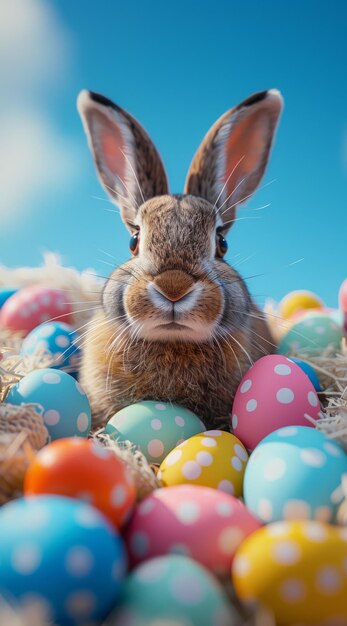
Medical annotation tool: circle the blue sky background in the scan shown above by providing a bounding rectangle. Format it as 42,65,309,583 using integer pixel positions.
0,0,346,307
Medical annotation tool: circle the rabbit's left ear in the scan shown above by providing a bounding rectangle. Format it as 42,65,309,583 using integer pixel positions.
184,89,283,230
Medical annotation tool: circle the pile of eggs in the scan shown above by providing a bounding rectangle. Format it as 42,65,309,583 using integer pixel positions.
0,283,346,625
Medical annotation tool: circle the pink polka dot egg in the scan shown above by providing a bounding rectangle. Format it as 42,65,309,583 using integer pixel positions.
158,430,248,497
105,400,205,464
231,355,321,450
0,286,73,335
124,484,262,576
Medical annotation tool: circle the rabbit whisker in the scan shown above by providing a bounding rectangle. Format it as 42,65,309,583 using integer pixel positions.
212,154,245,214
120,148,145,205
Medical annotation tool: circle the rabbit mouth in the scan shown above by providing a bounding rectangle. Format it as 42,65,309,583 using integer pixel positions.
157,322,188,330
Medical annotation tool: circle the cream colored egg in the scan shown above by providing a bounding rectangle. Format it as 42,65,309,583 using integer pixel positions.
232,521,347,625
159,430,248,497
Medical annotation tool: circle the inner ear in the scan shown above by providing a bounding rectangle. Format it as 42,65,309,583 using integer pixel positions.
92,110,127,194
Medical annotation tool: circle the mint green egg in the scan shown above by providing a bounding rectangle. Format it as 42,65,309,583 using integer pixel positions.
105,400,205,463
108,555,234,626
278,314,343,356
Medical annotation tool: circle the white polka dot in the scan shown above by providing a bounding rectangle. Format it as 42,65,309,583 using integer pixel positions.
136,560,167,583
55,334,70,348
170,574,203,605
75,507,102,528
314,506,333,522
300,448,327,467
151,418,162,430
65,546,94,577
280,578,306,603
196,451,213,466
234,444,248,461
75,381,86,395
303,522,327,542
218,527,244,555
274,363,292,375
216,501,234,517
233,555,251,576
155,403,166,410
272,540,301,565
38,325,55,337
206,430,222,436
19,307,29,318
316,566,342,594
276,388,295,404
240,379,252,393
283,500,310,520
308,391,319,407
277,427,298,437
331,485,344,505
20,594,53,622
111,485,127,507
40,314,51,323
164,449,183,466
339,528,347,542
324,442,342,457
264,458,287,481
130,531,150,557
40,295,51,306
169,543,191,556
11,544,41,575
43,409,60,426
258,498,273,522
42,372,61,384
176,501,200,524
232,414,238,429
231,456,243,472
138,498,155,516
201,437,217,448
174,415,185,427
315,325,325,335
266,523,291,537
218,480,234,495
147,439,165,458
246,399,257,412
182,461,201,480
77,412,89,433
22,504,50,529
65,591,96,617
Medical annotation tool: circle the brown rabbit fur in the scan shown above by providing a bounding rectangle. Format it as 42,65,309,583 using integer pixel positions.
77,89,283,428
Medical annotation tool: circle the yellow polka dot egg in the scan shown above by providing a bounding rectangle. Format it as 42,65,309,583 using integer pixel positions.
159,430,248,496
232,521,347,625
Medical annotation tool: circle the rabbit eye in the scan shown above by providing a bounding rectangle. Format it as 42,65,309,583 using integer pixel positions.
216,233,228,257
129,232,140,255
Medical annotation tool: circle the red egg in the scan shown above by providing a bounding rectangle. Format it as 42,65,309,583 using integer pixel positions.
24,438,137,529
0,286,73,335
231,355,321,451
124,485,261,575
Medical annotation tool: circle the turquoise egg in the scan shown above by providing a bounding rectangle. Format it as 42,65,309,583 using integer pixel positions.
5,368,91,440
244,426,347,524
108,554,233,626
0,287,18,309
0,496,127,626
105,400,205,464
288,357,322,391
21,322,80,375
278,314,343,356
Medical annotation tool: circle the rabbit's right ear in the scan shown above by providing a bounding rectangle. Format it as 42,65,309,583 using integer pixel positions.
77,91,169,230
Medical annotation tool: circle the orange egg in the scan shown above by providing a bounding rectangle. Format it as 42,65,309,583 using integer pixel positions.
24,438,136,529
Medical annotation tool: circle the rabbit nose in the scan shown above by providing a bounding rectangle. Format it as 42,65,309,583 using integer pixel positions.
152,270,195,302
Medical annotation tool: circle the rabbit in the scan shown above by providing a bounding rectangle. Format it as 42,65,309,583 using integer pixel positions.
77,88,283,429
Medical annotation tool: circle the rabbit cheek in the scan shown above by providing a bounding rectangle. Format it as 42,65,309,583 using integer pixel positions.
200,280,224,325
124,279,153,323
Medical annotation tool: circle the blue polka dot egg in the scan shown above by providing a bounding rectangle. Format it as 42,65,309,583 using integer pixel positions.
105,400,206,464
244,426,347,524
0,496,127,626
5,368,91,440
21,322,80,375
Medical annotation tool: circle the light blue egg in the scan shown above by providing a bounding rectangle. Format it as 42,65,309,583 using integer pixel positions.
109,554,233,626
0,496,127,626
0,287,18,309
21,322,81,375
288,357,322,391
244,426,347,524
5,368,91,440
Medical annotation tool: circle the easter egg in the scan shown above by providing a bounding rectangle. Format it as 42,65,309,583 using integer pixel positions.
124,485,261,575
158,430,248,496
5,368,91,440
0,287,18,309
288,357,321,391
0,286,73,335
279,290,324,319
24,438,136,529
0,495,127,626
105,401,205,464
277,313,343,356
232,521,347,625
231,355,321,451
243,426,347,524
109,555,234,626
21,322,80,374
